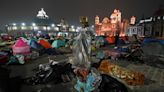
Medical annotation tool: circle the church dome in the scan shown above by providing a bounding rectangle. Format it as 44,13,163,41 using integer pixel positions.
34,8,55,26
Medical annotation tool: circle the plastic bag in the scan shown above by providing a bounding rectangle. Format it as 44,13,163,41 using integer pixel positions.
72,29,92,68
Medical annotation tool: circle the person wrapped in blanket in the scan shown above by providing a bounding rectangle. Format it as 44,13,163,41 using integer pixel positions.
74,68,102,92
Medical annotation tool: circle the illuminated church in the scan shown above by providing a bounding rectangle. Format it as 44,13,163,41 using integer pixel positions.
95,9,129,37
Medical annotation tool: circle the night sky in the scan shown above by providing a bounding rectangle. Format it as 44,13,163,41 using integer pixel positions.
0,0,163,29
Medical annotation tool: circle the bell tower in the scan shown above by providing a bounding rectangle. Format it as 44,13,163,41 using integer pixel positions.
95,15,100,25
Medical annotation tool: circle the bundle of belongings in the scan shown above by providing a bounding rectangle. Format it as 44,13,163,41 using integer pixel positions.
104,49,121,60
24,58,75,85
74,68,102,92
98,60,145,86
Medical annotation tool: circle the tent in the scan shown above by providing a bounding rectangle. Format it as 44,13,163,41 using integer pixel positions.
12,38,30,55
29,39,43,49
96,36,109,46
52,40,65,48
20,37,28,43
38,39,52,49
106,37,115,44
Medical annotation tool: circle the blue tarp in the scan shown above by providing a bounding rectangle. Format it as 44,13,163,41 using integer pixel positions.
117,39,125,45
143,38,164,45
143,38,158,44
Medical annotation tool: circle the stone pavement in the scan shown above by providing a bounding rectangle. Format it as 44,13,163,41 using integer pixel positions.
6,53,164,92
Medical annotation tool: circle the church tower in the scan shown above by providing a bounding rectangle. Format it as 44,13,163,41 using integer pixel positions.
95,15,100,25
130,16,136,25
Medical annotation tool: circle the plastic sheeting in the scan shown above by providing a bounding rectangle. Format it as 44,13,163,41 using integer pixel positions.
72,29,92,68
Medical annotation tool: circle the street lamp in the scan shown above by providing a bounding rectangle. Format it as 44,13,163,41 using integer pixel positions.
32,23,36,27
51,24,55,27
54,27,59,31
47,26,51,31
12,23,16,26
21,23,26,26
32,23,36,31
21,23,26,30
71,25,74,29
43,26,47,30
34,26,39,30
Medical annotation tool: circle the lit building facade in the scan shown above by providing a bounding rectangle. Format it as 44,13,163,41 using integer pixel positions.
126,26,144,37
125,16,144,37
95,9,129,37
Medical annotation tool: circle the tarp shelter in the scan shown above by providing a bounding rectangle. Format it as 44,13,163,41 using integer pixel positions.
52,40,65,48
38,39,52,49
12,38,30,55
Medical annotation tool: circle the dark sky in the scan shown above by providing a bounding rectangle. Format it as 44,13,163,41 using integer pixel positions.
0,0,163,29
